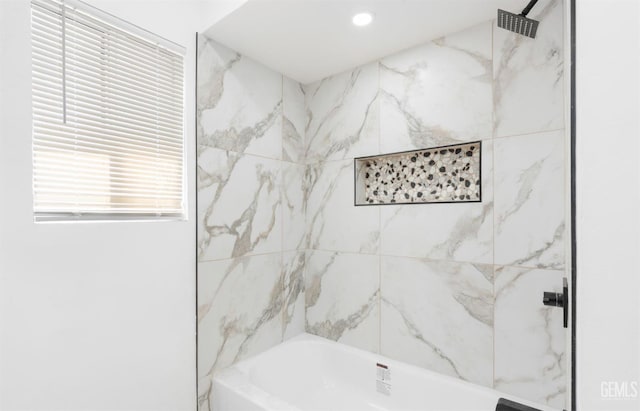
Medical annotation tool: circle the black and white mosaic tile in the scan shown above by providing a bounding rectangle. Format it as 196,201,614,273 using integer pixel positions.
357,142,481,204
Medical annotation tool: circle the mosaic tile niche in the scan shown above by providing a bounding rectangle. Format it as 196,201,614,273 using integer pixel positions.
354,141,481,205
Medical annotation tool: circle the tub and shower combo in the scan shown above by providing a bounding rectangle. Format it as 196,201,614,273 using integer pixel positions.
198,0,570,409
212,334,554,411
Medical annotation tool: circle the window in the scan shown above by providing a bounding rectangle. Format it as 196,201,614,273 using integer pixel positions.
31,0,185,221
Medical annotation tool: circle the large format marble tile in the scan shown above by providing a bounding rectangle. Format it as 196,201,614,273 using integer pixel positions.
493,0,564,138
305,251,380,353
282,251,306,340
197,36,282,160
197,254,283,410
381,257,493,386
282,162,306,251
379,22,492,153
494,130,565,268
381,140,493,264
197,147,281,261
494,266,566,409
282,76,306,163
304,159,379,254
304,63,379,163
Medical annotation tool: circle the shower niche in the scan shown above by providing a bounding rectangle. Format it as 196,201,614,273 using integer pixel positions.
354,141,482,205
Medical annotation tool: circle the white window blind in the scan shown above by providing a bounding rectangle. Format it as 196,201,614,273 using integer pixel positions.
31,0,185,221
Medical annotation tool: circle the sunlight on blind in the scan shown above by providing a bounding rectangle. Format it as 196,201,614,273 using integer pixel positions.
31,0,185,221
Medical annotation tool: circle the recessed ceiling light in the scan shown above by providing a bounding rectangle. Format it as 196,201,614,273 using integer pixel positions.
352,12,373,27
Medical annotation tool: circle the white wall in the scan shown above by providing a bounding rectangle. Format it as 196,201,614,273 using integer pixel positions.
0,1,241,410
576,0,640,410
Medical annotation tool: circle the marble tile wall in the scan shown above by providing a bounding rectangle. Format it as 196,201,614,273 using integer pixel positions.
304,63,379,163
305,251,380,353
380,257,494,386
198,0,567,409
301,0,568,409
494,266,566,406
379,21,493,153
196,36,306,411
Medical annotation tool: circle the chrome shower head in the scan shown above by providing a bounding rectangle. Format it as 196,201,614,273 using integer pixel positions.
497,0,540,39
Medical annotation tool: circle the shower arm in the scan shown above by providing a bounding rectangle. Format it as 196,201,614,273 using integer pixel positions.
520,0,539,17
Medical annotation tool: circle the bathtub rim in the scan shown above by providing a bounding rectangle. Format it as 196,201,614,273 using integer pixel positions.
212,333,559,411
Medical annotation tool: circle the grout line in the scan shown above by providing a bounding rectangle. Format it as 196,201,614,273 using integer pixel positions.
303,248,566,272
280,249,285,341
492,17,497,141
280,73,286,341
309,138,497,168
203,146,300,165
378,252,382,355
491,19,497,390
377,60,381,158
306,157,361,167
198,251,287,264
298,78,310,338
194,32,200,404
492,265,497,389
377,60,382,355
493,127,566,141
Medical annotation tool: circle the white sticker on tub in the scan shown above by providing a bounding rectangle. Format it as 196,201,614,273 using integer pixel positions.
376,363,391,395
376,363,391,381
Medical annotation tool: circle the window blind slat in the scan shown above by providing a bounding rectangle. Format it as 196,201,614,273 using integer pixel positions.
68,10,183,62
61,68,184,111
33,138,183,164
34,116,184,149
31,0,185,221
35,159,182,180
65,26,184,85
38,77,184,121
32,134,184,164
62,37,184,90
35,164,182,184
63,95,183,130
34,152,183,181
34,184,184,199
33,121,183,153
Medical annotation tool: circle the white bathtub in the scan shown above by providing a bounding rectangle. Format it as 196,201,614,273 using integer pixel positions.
212,333,556,411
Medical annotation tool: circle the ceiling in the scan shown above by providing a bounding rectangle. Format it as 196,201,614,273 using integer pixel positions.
203,0,520,84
